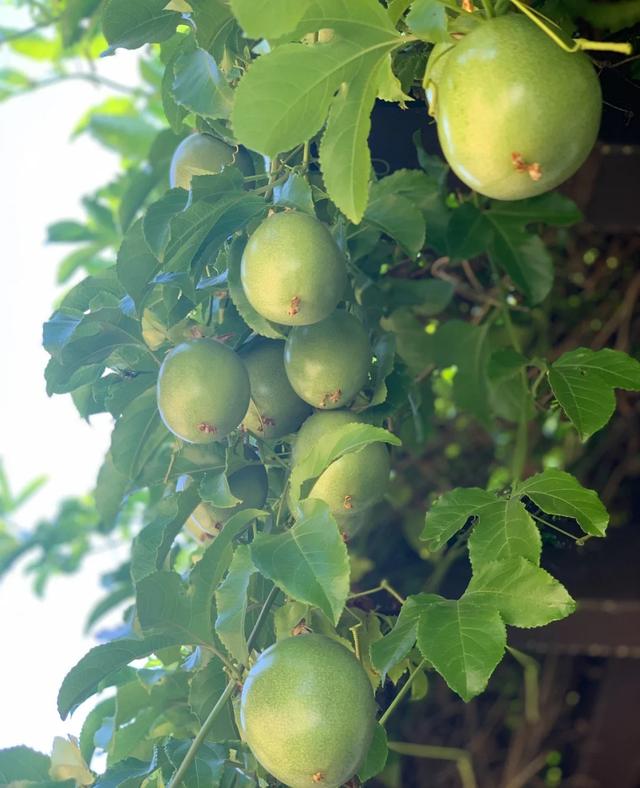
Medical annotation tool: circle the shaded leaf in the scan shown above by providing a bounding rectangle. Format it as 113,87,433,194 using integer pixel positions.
358,723,388,782
172,48,233,120
214,545,256,662
421,487,495,550
468,496,541,570
102,0,180,50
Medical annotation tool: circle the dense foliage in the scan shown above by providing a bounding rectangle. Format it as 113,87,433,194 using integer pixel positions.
1,0,640,786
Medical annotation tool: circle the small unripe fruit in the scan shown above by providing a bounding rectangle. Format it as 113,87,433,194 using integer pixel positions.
240,339,311,439
293,411,390,518
240,634,376,788
157,339,250,444
169,133,238,190
284,312,370,409
240,212,346,326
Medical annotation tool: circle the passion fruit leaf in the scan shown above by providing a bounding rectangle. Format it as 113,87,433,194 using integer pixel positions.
164,740,230,787
142,189,189,261
250,499,350,624
369,332,396,408
488,193,582,226
116,218,162,310
92,753,159,788
467,496,541,571
227,236,288,340
289,423,401,508
364,192,426,256
189,659,238,738
416,597,506,702
102,0,180,51
358,723,389,783
78,697,116,765
406,0,450,42
447,203,492,261
172,48,233,120
110,389,168,482
272,172,315,214
57,635,179,718
466,557,575,628
214,545,256,662
548,347,640,440
136,570,214,643
229,0,311,39
94,453,129,531
199,471,242,508
188,0,238,61
131,487,201,584
0,746,51,783
516,469,609,537
421,487,496,550
370,593,440,677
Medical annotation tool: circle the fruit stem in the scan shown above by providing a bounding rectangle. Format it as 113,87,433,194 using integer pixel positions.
481,0,495,18
387,741,477,788
168,584,280,787
379,659,427,726
348,579,406,605
509,0,633,54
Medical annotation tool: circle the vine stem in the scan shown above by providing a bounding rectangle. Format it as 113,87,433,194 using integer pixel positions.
507,646,540,723
481,0,496,18
348,578,405,605
379,659,426,726
387,741,477,788
169,584,280,787
509,0,633,55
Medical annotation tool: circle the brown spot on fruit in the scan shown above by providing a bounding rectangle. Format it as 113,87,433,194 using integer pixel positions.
288,295,301,317
197,422,217,434
291,619,312,637
511,152,542,181
461,0,473,10
312,773,325,784
329,389,342,404
343,495,353,510
262,416,276,427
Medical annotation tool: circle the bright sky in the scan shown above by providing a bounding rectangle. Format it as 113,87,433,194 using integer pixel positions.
0,7,142,755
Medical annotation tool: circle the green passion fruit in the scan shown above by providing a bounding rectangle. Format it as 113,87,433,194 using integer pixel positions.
169,133,240,190
178,464,268,542
157,339,250,444
240,339,311,439
284,311,371,409
240,634,376,788
240,212,346,326
432,14,602,200
292,411,391,518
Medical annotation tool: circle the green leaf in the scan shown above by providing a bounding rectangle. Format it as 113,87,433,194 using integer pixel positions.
57,635,178,718
0,746,50,782
131,487,201,584
370,593,440,676
111,389,168,482
272,173,315,214
172,48,233,120
143,189,189,261
95,452,129,531
136,571,212,644
199,471,241,508
289,422,401,508
319,53,382,223
486,215,553,305
466,558,575,628
79,697,116,765
516,469,609,537
47,220,97,243
447,203,492,260
93,753,158,788
227,236,288,339
488,348,535,423
421,487,495,550
365,192,426,256
416,597,506,701
468,496,541,570
188,660,237,739
164,740,229,787
102,0,180,51
358,724,388,782
229,0,311,38
116,219,161,310
549,347,640,440
214,545,256,662
489,193,582,226
406,0,450,42
250,499,350,624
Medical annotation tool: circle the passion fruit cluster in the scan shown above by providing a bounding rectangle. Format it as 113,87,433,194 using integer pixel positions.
427,14,602,200
155,206,391,545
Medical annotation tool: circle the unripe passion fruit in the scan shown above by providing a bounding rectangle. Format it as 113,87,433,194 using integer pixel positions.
157,339,250,443
240,339,311,439
293,411,391,518
240,212,347,326
169,133,239,190
240,634,376,788
178,464,268,542
432,14,602,200
284,312,371,409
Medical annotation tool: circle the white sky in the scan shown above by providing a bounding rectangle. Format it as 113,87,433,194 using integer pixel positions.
0,7,143,755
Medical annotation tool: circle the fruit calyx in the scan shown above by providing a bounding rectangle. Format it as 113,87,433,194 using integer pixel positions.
512,152,542,181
